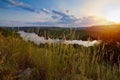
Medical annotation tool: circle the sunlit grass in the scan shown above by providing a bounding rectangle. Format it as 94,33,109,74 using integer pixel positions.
0,30,120,80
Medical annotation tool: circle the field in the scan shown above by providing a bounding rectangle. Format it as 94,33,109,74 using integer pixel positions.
0,27,120,80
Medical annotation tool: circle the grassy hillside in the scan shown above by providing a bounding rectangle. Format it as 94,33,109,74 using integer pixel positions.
3,25,120,41
0,27,120,80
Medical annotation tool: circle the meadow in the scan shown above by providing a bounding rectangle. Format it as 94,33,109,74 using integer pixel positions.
0,27,120,80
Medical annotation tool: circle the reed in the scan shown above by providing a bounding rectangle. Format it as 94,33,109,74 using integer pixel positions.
0,30,119,80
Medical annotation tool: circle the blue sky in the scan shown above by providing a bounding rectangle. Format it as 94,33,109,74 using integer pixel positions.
0,0,120,27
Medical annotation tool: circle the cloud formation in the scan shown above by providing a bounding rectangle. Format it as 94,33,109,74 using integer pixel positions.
41,8,50,14
3,0,39,13
52,10,77,24
0,3,113,27
31,9,78,26
32,9,112,27
78,16,113,26
52,10,68,17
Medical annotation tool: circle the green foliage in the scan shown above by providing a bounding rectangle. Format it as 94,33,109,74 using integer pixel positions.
25,27,90,40
0,29,119,80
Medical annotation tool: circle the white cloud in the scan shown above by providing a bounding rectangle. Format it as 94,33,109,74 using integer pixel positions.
0,8,113,27
7,0,39,13
41,8,50,14
34,9,113,27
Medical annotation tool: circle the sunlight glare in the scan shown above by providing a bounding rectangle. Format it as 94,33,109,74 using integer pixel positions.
103,6,120,23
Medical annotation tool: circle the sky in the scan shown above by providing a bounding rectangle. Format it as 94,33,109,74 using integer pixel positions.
0,0,120,27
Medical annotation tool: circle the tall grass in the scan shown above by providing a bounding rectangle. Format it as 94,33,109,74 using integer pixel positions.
0,31,120,80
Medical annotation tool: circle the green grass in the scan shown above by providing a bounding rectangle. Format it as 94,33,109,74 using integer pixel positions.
0,30,120,80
